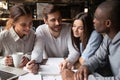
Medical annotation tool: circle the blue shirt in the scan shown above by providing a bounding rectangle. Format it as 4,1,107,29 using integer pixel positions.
80,30,103,61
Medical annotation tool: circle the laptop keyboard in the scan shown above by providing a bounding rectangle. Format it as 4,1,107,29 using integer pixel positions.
0,70,16,80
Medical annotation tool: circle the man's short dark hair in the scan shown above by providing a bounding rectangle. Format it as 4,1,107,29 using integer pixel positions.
42,4,61,19
98,1,120,30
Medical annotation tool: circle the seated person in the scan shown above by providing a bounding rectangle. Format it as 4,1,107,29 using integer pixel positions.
0,4,35,68
62,1,120,80
61,12,102,80
26,4,80,74
71,12,102,65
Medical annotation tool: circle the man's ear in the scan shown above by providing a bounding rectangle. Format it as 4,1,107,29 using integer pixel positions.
43,18,48,24
105,19,111,28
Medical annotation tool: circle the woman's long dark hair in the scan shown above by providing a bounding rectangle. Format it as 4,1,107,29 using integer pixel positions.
72,12,94,51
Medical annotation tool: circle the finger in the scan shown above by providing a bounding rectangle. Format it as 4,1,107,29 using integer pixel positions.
79,69,83,80
27,62,35,70
74,72,77,80
77,71,81,80
6,55,10,58
21,57,29,64
32,64,39,73
84,69,88,80
27,60,35,65
62,61,67,70
67,62,73,70
5,57,13,65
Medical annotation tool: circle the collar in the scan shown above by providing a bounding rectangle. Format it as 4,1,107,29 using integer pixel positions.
10,27,30,42
9,27,20,42
112,31,120,44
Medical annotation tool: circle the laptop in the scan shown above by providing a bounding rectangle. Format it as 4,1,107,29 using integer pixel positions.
0,70,17,80
0,65,28,80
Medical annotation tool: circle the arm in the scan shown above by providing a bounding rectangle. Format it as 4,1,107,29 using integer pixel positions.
26,27,44,74
31,26,45,63
0,33,4,56
75,35,111,80
60,25,80,71
66,28,80,64
87,71,120,80
31,34,44,63
81,31,103,61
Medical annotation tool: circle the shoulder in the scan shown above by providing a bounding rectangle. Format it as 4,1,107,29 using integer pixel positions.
91,30,100,35
90,30,102,37
29,29,36,37
30,29,35,34
88,30,103,43
35,24,49,37
0,30,9,40
36,24,47,32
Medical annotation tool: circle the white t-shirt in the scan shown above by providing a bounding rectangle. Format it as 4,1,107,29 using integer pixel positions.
31,23,80,64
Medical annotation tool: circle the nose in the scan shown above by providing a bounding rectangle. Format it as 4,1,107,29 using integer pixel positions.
73,27,78,32
55,20,60,25
26,25,31,30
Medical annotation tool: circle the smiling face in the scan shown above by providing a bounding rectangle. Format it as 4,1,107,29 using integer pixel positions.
44,11,62,33
13,15,33,38
72,19,84,38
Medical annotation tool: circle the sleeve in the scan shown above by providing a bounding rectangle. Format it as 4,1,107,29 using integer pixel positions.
31,28,44,63
88,74,115,80
0,33,3,55
81,31,103,60
66,28,80,64
24,30,36,60
87,71,120,80
84,35,110,72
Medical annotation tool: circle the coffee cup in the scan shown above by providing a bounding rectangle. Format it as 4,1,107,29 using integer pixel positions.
12,52,24,68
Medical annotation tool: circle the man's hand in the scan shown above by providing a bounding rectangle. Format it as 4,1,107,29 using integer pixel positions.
19,56,30,68
74,65,90,80
61,69,74,80
59,60,73,71
5,55,13,66
26,60,39,74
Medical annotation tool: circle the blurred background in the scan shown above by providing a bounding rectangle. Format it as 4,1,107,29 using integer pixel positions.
0,0,105,29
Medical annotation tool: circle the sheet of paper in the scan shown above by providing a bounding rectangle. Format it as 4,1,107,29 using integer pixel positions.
39,58,64,75
18,73,42,80
43,75,62,80
45,58,64,66
39,65,60,75
19,58,64,80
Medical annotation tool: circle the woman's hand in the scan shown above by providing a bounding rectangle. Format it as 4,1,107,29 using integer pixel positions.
19,56,30,68
59,60,73,71
61,69,74,80
5,55,13,66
